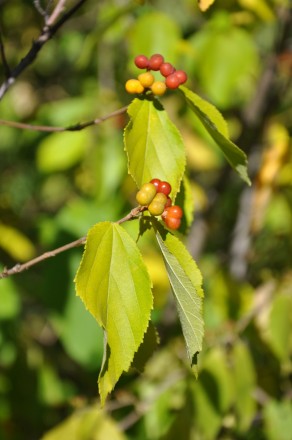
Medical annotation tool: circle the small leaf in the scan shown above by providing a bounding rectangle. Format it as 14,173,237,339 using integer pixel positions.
180,86,250,185
0,222,35,261
75,222,153,404
124,97,186,197
198,0,216,12
154,222,204,369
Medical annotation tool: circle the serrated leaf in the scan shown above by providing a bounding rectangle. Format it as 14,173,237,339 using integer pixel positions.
180,86,250,185
154,222,204,369
75,222,153,404
124,97,186,197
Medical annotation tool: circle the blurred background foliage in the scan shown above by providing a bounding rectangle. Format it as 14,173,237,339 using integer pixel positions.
0,0,291,439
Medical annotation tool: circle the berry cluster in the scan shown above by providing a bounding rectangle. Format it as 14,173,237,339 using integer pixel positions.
125,54,188,96
136,178,183,230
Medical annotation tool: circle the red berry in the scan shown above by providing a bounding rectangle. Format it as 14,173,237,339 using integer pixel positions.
175,70,188,84
160,62,175,77
148,54,164,71
165,196,172,208
166,205,183,219
150,178,161,190
164,217,181,230
158,181,172,196
165,73,180,89
134,55,149,69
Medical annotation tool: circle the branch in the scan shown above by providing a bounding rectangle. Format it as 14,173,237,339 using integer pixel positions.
0,0,88,101
0,206,146,280
0,105,128,133
46,0,67,27
0,24,11,78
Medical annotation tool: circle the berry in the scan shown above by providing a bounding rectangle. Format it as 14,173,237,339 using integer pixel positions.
165,205,183,219
125,79,144,94
135,55,149,69
159,181,172,196
148,54,164,71
136,183,157,206
165,196,172,208
160,62,175,77
151,81,167,96
165,73,180,89
175,70,188,85
164,216,181,230
150,178,161,190
148,193,168,216
138,72,155,88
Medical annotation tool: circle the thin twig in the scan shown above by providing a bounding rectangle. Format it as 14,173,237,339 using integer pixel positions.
46,0,67,26
0,105,128,133
0,0,87,101
0,206,145,280
34,0,47,18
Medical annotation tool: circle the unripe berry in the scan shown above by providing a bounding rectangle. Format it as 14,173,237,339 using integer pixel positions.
148,54,164,71
136,183,157,206
160,62,175,77
134,55,149,69
151,81,167,96
165,73,180,89
138,72,155,87
175,70,188,85
164,216,181,230
148,193,167,216
125,79,144,94
158,181,172,196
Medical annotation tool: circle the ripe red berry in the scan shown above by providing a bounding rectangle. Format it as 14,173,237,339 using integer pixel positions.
164,216,181,230
150,178,161,190
134,55,149,69
165,73,181,89
166,205,183,219
175,70,188,84
160,62,175,77
158,181,172,196
165,196,172,208
148,54,164,71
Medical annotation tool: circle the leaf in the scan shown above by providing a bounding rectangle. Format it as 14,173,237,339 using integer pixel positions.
198,0,216,11
75,222,153,404
124,97,186,197
180,86,251,185
0,222,35,261
154,222,204,369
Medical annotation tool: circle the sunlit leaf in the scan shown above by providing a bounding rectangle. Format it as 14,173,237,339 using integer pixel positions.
198,0,216,12
180,86,250,184
75,222,153,404
124,97,186,197
155,222,204,369
0,223,35,261
263,400,292,440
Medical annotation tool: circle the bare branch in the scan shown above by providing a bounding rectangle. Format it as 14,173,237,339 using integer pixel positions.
0,105,128,133
46,0,67,27
0,206,145,280
0,0,88,101
34,0,48,18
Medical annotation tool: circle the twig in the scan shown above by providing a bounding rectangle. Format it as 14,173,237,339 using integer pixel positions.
0,206,145,280
46,0,67,27
0,105,128,133
0,0,87,101
34,0,48,18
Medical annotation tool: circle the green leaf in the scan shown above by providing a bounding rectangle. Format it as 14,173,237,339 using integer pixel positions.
124,97,186,197
180,86,250,185
154,222,204,369
75,222,153,404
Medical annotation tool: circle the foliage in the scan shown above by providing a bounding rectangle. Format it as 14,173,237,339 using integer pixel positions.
0,0,291,439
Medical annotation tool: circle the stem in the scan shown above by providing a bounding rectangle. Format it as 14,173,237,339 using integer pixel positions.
0,206,146,280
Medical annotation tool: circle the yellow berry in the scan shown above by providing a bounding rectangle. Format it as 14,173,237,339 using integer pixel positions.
138,72,155,88
125,79,145,94
151,81,167,96
148,193,167,216
136,183,157,206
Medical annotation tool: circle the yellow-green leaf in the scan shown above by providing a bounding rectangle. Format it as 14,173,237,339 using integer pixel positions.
0,223,35,261
124,97,186,197
75,222,153,404
155,223,204,369
198,0,216,12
